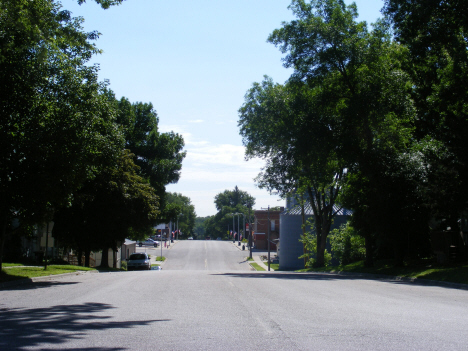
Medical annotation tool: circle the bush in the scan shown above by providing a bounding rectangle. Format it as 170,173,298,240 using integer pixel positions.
121,261,127,271
329,223,365,265
300,228,332,267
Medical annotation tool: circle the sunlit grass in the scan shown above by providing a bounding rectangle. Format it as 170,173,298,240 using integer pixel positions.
1,265,96,282
300,259,468,285
2,263,25,267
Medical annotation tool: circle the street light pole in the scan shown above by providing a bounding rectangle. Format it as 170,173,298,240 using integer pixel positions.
248,203,252,259
231,213,235,243
176,213,183,240
237,213,240,246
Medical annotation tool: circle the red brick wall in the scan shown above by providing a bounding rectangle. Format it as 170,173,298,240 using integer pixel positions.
253,208,283,250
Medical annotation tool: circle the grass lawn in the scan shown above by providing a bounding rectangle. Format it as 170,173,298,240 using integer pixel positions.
1,265,96,283
2,263,25,267
270,263,279,271
301,259,468,285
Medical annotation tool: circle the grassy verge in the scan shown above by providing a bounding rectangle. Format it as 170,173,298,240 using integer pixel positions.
270,263,279,271
250,263,266,271
155,256,166,261
1,265,96,283
2,263,25,267
300,259,468,285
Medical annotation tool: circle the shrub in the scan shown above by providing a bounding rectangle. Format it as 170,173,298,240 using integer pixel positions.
329,223,365,265
300,220,332,268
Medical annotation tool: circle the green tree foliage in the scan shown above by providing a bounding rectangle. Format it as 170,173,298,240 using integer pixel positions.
0,0,123,269
329,223,365,265
214,186,255,212
205,187,255,239
194,217,209,239
384,0,468,222
54,150,159,267
77,0,125,9
239,76,347,267
241,0,417,267
164,192,196,238
114,96,186,211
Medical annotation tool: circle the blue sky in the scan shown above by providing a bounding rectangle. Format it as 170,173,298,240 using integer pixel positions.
61,0,384,217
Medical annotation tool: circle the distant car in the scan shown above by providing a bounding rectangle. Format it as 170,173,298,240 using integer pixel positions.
127,252,151,271
188,237,193,240
137,239,159,247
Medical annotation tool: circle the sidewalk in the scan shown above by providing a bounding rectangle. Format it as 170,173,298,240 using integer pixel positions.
231,241,274,271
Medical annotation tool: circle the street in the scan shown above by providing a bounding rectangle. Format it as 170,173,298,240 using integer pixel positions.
1,240,468,350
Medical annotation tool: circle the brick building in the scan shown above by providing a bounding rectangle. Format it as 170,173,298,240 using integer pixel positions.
253,207,284,250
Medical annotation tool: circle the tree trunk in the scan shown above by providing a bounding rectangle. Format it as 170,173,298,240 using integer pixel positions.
100,247,109,268
77,249,83,266
84,249,91,267
364,234,374,267
0,213,7,271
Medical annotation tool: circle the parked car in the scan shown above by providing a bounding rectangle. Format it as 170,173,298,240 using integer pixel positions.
127,252,151,271
137,239,159,247
188,237,193,240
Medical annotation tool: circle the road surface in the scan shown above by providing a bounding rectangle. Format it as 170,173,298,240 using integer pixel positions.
1,240,467,350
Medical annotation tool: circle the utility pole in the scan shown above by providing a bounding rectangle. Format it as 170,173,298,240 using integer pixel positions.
262,206,271,271
248,204,253,259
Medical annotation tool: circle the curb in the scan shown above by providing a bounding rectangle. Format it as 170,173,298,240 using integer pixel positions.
323,270,468,290
0,270,98,290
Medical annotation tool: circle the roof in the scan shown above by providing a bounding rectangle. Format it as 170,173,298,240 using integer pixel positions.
282,202,352,216
124,239,136,245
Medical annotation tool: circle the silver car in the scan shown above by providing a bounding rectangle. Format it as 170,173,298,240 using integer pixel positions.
137,238,159,247
127,252,151,271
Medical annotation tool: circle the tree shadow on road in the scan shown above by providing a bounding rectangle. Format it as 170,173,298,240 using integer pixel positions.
0,302,170,350
1,280,80,291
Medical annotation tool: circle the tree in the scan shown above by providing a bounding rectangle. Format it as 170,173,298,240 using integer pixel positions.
214,186,255,212
239,77,346,267
206,187,256,240
114,96,186,213
240,0,416,266
384,0,468,222
0,0,123,269
164,192,196,239
54,150,159,267
194,217,209,239
77,0,125,9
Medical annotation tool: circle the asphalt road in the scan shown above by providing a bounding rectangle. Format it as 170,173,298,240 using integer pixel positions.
1,240,468,350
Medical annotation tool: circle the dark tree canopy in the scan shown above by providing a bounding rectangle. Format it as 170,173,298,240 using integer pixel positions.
0,0,124,269
114,95,186,210
214,186,255,212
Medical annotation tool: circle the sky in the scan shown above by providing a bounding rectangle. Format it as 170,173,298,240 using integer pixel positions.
61,0,384,217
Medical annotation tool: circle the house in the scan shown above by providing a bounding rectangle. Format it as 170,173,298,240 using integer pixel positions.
279,196,352,270
18,221,138,268
253,208,284,250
